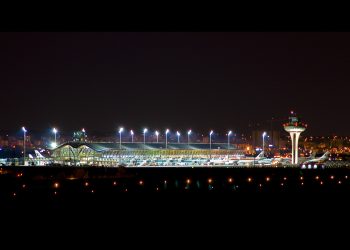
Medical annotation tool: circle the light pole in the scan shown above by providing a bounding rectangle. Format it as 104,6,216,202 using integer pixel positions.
22,127,27,165
143,128,148,144
52,128,58,149
209,130,213,150
130,130,134,143
187,130,192,145
262,131,267,156
155,131,159,143
165,129,169,148
119,127,124,149
227,130,232,149
176,131,180,143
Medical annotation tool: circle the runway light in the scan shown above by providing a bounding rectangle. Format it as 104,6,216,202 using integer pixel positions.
338,181,342,184
320,181,323,185
228,178,233,183
266,177,270,182
315,176,319,180
113,181,117,186
13,192,16,197
91,190,94,193
54,191,57,195
259,184,262,187
330,176,334,179
186,179,191,184
164,180,167,184
54,182,59,188
345,176,348,179
301,182,304,185
85,182,89,187
139,180,144,185
208,178,212,184
283,177,287,181
281,183,284,186
300,176,303,180
248,177,252,182
22,184,26,188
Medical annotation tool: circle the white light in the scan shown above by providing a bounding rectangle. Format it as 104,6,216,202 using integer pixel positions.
22,127,27,133
82,128,86,133
119,127,124,133
130,130,134,135
210,130,213,135
143,128,148,134
228,130,232,135
51,142,57,148
166,129,169,134
53,128,57,134
263,132,267,137
188,130,192,135
155,131,159,136
177,131,180,136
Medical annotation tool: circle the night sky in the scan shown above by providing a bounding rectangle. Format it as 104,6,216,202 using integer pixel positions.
1,32,350,136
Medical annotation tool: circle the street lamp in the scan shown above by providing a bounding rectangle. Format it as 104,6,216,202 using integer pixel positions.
155,131,159,143
187,130,192,145
130,130,134,143
119,127,124,149
165,129,169,148
22,127,27,165
209,130,213,150
52,127,58,148
143,128,148,144
227,130,232,149
176,131,180,143
262,131,267,156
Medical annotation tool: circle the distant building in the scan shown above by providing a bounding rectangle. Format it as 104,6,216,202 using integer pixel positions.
252,130,282,149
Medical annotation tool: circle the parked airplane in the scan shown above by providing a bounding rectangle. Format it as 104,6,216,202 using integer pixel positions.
301,152,330,169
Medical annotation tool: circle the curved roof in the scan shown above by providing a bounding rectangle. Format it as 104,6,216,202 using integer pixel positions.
54,142,237,152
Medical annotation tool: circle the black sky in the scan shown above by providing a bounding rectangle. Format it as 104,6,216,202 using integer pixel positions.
1,32,350,135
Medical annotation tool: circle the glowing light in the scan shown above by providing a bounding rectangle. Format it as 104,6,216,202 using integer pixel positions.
266,177,270,182
186,179,191,184
330,176,334,179
281,183,284,186
130,130,134,135
228,131,232,136
248,177,252,182
53,128,58,134
139,180,144,185
177,131,180,136
155,131,159,136
315,176,319,180
113,181,117,186
54,182,59,188
22,184,26,188
22,127,27,133
300,176,303,180
85,182,89,187
119,127,124,133
164,180,167,184
143,128,148,134
51,142,57,148
188,130,192,135
82,128,85,133
91,190,94,193
338,181,342,184
210,130,213,136
228,178,233,183
208,178,212,184
283,177,287,181
166,129,169,134
320,181,323,185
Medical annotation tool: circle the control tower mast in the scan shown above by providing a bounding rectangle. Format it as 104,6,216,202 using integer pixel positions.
283,111,307,164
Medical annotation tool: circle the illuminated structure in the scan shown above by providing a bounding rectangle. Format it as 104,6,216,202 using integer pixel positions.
283,112,307,164
52,142,243,166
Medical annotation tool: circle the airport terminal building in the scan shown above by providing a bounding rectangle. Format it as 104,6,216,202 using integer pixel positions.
52,142,244,166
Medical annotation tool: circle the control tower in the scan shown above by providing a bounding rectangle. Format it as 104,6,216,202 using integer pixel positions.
283,111,307,164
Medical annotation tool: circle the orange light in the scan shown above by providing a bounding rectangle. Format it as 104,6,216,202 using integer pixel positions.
248,177,252,182
186,179,191,184
208,178,212,184
54,182,59,188
228,178,233,183
300,176,303,180
266,177,270,182
315,176,319,180
85,182,89,186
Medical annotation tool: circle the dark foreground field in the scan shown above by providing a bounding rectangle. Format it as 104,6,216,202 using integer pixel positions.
1,166,349,208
